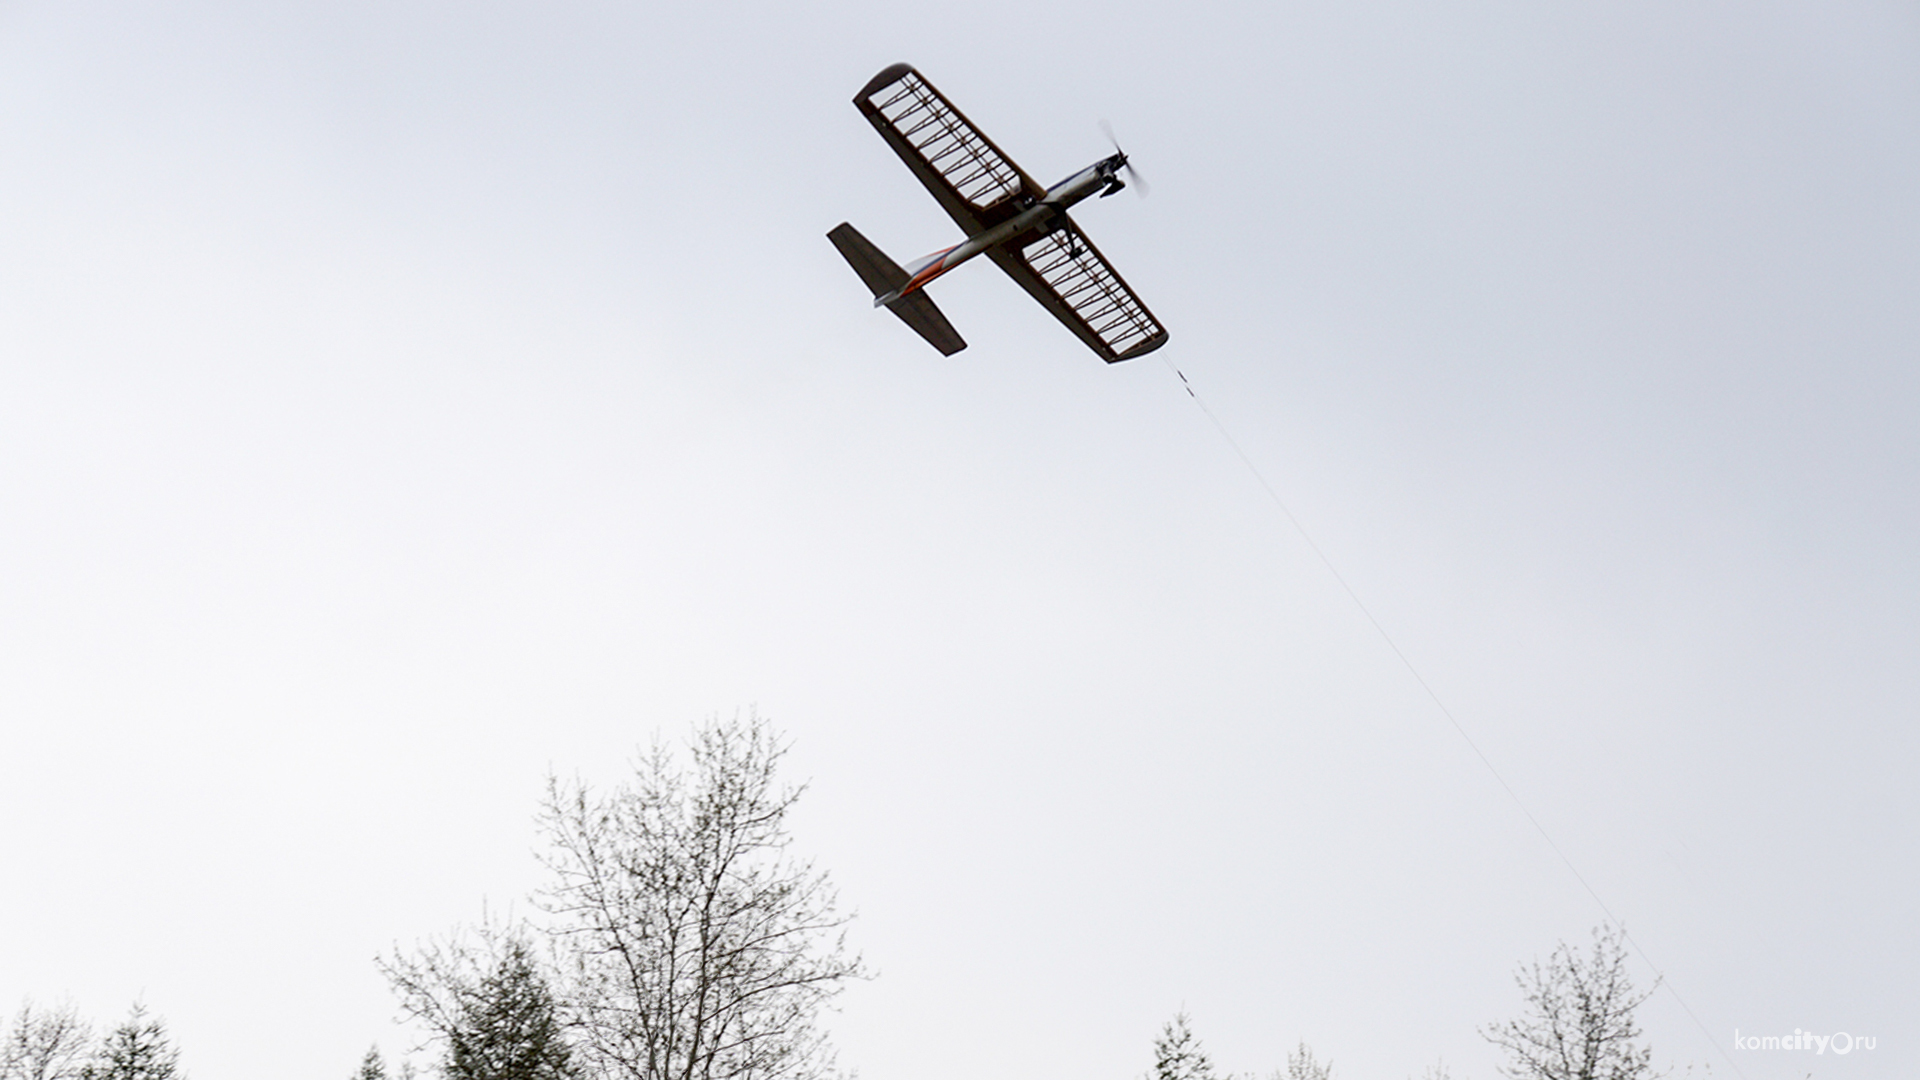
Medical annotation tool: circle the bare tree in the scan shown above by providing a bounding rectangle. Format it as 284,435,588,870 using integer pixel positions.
2,1001,92,1080
537,713,865,1080
1481,925,1658,1080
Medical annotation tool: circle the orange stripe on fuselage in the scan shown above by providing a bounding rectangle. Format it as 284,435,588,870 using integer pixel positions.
902,245,961,294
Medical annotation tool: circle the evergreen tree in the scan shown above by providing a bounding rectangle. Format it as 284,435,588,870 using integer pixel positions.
80,1006,179,1080
353,1047,387,1080
1282,1043,1333,1080
1146,1014,1333,1080
444,938,573,1080
1150,1013,1217,1080
385,929,573,1080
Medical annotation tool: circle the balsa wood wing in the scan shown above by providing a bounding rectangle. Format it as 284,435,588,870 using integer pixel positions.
987,220,1169,362
854,64,1040,236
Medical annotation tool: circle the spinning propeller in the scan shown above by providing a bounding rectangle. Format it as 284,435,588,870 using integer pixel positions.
1099,120,1150,198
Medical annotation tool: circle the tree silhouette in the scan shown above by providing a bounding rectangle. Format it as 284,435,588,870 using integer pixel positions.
1481,925,1658,1080
80,1006,179,1080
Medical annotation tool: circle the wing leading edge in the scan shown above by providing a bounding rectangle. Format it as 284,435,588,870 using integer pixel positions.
854,64,1040,236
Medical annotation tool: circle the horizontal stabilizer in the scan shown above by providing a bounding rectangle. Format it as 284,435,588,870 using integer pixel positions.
827,222,907,297
828,222,967,356
885,291,967,356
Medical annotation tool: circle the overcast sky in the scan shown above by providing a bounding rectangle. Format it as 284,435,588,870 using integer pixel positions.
2,2,1915,1079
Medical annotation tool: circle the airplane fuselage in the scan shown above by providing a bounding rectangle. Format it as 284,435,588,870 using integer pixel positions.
875,154,1128,307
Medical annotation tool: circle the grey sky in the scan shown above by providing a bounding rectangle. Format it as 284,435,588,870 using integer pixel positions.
1,2,1914,1079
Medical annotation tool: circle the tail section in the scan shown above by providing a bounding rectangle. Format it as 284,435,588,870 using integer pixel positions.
827,222,967,356
827,222,907,297
881,291,967,357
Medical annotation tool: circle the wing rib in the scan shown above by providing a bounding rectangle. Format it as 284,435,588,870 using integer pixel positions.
987,219,1168,362
854,64,1039,236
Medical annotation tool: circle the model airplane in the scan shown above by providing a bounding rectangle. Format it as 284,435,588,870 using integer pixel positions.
829,63,1169,363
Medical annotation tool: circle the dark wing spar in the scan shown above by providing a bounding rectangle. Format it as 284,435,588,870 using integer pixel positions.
832,63,1168,363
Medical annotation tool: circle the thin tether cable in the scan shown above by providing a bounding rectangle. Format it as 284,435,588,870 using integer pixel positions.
1160,357,1744,1080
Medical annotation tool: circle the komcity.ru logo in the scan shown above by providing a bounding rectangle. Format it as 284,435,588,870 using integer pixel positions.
1733,1029,1877,1055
